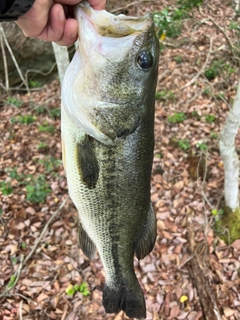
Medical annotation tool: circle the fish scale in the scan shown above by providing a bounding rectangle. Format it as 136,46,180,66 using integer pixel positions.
61,2,159,318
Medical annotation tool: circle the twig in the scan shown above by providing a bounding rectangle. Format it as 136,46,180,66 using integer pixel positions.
180,37,213,90
177,253,195,269
208,17,239,61
0,196,69,299
0,23,9,91
23,196,69,266
25,62,57,84
65,299,100,320
197,18,239,62
0,254,24,298
235,0,240,11
187,213,223,320
110,0,152,13
3,293,35,303
0,25,30,92
19,300,23,320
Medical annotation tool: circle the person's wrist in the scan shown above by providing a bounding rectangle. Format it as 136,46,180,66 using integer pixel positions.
0,0,35,21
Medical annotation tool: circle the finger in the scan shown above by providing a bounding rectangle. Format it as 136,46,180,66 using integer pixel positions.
16,0,54,37
88,0,106,10
55,18,78,46
39,3,66,42
56,0,106,10
56,0,81,4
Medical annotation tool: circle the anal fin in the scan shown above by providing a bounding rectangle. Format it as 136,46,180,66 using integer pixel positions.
135,204,156,260
78,221,97,260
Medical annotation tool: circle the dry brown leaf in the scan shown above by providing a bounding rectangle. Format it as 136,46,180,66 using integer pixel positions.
231,239,240,250
15,222,26,230
223,307,235,318
37,292,49,303
167,304,180,319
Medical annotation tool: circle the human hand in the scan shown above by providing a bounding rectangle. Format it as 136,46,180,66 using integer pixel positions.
16,0,106,46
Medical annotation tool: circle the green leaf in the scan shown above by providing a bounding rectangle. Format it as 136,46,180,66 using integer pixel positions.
66,285,75,297
211,209,218,215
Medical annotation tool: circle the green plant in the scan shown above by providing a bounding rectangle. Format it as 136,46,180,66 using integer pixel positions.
66,285,75,297
21,242,27,249
155,152,163,159
174,55,183,64
66,282,90,297
37,142,48,150
168,112,187,123
38,121,55,133
229,21,239,30
6,167,21,181
203,87,211,96
50,108,61,118
29,80,42,88
216,92,225,100
35,105,47,115
153,8,183,39
153,0,203,40
177,139,190,150
0,181,13,195
177,0,203,10
211,208,224,222
6,96,23,108
191,111,201,120
26,175,51,203
205,114,215,123
10,257,18,265
8,275,17,288
224,63,235,75
204,60,223,81
196,142,208,151
11,114,36,125
156,89,175,101
210,131,218,139
79,282,90,296
38,156,62,173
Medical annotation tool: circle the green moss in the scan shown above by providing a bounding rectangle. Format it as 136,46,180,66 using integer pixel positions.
214,206,240,243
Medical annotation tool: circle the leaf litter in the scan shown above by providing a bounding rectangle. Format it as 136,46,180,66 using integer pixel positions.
1,0,240,319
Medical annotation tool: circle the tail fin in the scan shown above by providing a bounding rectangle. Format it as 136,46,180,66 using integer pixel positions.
103,283,146,319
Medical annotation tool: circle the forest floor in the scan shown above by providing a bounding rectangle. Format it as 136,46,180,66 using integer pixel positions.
1,0,240,319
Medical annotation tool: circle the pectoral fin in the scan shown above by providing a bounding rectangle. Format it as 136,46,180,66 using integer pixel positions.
76,135,99,189
78,221,97,260
135,204,156,260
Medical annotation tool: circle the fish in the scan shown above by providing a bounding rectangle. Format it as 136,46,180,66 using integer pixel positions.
61,2,159,318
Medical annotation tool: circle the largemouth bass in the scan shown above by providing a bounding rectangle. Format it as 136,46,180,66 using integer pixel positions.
61,2,159,318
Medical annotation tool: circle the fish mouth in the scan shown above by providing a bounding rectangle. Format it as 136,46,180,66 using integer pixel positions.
74,1,154,62
75,1,153,38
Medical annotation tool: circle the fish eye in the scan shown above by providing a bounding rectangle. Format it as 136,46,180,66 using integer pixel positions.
137,50,153,69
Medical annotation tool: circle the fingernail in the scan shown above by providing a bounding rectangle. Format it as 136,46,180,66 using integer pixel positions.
58,8,65,22
71,27,78,39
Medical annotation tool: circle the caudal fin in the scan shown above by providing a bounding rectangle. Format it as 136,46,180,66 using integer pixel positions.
103,283,146,319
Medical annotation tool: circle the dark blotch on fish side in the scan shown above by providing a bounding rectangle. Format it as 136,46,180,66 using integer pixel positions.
76,135,99,189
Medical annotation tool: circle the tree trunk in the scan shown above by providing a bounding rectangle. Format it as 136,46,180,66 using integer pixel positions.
52,43,70,86
219,79,240,211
